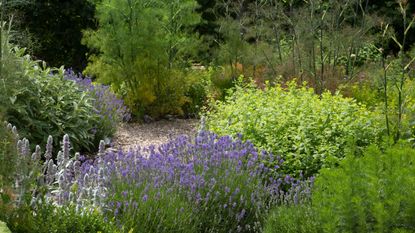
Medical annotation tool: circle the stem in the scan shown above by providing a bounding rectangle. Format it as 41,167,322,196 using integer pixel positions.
382,55,390,137
0,0,4,80
320,23,324,92
396,3,407,142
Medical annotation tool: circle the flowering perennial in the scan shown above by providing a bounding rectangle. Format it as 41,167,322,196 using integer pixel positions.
9,123,312,232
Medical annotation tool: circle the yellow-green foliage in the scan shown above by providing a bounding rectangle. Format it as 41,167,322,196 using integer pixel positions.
0,221,11,233
345,59,415,140
205,81,384,177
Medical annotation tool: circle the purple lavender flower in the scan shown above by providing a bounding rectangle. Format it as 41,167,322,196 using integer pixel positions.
142,194,148,202
64,69,131,123
28,129,312,232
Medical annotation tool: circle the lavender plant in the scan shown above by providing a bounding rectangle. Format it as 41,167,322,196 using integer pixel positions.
2,44,116,153
64,69,131,142
2,122,313,232
67,132,312,232
1,123,117,232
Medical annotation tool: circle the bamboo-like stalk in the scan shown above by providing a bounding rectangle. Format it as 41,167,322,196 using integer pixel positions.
381,51,390,137
0,0,4,80
396,1,408,142
319,6,327,93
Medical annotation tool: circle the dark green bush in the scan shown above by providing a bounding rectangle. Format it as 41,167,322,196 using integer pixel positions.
313,144,415,233
204,81,384,177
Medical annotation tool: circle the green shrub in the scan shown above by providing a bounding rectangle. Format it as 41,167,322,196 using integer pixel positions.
4,204,117,233
4,57,100,152
313,144,415,233
182,70,211,117
144,69,194,118
204,81,384,177
83,0,201,119
107,185,196,233
264,204,320,233
0,122,41,221
0,37,114,153
0,119,18,190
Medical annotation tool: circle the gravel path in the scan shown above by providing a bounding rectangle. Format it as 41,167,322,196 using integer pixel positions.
112,119,200,151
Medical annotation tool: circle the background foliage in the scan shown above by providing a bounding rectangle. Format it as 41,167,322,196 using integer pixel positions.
12,0,96,71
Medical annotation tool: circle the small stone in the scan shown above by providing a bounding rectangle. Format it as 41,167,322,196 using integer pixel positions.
143,115,154,123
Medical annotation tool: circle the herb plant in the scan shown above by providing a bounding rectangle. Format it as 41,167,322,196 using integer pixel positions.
204,81,384,177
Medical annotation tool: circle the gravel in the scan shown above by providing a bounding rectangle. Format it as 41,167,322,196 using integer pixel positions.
112,118,200,151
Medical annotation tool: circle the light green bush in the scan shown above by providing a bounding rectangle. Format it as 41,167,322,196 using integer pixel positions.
0,221,11,233
313,144,415,232
204,81,384,177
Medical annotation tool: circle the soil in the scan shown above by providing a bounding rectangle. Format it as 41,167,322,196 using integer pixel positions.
112,118,200,151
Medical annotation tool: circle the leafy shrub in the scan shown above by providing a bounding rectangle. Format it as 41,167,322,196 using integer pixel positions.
83,0,201,119
5,204,117,233
143,69,193,118
204,81,384,177
313,144,415,232
76,132,293,232
64,69,130,143
99,64,206,119
0,221,10,233
37,131,309,232
0,39,126,153
182,70,211,117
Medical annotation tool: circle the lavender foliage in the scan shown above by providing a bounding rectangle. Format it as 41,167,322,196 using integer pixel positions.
64,69,131,136
72,132,312,232
7,124,313,232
